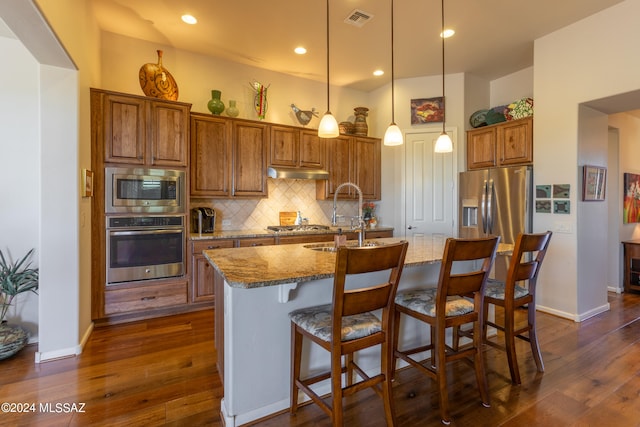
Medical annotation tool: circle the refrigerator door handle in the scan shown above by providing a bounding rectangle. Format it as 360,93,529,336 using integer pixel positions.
481,180,488,234
487,179,494,234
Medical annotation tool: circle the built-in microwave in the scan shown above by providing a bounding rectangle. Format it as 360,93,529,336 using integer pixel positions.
105,167,185,214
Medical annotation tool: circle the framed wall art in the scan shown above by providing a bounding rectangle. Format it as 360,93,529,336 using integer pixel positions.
623,172,640,223
582,165,606,201
410,97,443,124
82,168,93,198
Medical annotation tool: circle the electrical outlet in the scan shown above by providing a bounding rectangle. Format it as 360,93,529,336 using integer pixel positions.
554,221,572,233
222,219,231,226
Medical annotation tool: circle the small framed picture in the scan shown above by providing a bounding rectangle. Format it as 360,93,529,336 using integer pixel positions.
582,165,606,201
82,169,94,198
410,97,444,124
554,200,571,214
536,185,551,199
536,200,551,213
553,184,570,199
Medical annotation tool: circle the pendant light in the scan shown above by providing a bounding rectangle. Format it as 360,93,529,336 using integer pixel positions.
318,0,339,138
434,0,453,153
383,0,403,146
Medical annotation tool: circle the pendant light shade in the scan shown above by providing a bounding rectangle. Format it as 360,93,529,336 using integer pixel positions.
318,0,339,138
318,113,339,138
383,0,403,146
384,124,403,146
435,0,453,153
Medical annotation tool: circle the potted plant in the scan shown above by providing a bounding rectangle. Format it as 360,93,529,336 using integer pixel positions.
0,248,39,360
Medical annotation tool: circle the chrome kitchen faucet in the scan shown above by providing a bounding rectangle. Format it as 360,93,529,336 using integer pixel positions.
332,182,365,247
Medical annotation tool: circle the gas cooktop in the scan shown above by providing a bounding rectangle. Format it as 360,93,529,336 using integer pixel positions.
267,224,331,232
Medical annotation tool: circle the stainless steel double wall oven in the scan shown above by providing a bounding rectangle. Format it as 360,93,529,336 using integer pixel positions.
105,167,186,285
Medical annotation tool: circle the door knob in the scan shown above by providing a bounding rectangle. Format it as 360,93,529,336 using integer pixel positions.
407,225,418,230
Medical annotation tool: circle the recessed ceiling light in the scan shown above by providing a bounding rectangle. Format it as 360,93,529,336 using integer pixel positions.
373,69,384,76
182,14,197,25
440,28,455,38
294,47,307,55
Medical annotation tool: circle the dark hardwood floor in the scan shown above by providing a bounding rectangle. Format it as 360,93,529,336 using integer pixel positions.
1,292,640,426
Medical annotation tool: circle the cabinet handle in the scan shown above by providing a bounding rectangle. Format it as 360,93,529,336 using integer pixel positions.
251,243,263,246
207,245,221,249
140,296,157,301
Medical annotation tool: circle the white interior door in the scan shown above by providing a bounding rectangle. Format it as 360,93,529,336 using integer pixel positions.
404,130,456,239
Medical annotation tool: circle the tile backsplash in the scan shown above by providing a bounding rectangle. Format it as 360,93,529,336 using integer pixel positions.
191,179,369,231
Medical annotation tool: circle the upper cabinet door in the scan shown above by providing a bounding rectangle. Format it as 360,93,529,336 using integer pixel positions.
232,121,268,197
190,114,232,197
498,117,532,166
466,127,497,170
103,94,146,165
269,126,299,167
149,101,190,167
299,130,325,169
352,136,381,200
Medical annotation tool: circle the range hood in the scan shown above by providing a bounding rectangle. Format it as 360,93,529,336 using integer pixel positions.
267,166,329,180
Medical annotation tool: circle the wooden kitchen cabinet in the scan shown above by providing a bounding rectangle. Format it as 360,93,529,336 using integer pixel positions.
269,126,325,169
92,89,190,167
466,116,532,170
104,280,188,315
190,114,268,198
191,239,235,303
623,240,640,293
317,135,381,200
190,114,232,197
232,120,269,197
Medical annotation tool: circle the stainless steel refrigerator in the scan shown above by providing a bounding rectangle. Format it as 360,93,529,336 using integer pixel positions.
459,165,533,277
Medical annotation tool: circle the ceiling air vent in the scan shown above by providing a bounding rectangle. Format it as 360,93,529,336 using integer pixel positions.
344,9,374,28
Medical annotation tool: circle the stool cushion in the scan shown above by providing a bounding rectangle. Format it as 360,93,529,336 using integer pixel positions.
395,288,474,317
289,304,381,342
484,278,529,300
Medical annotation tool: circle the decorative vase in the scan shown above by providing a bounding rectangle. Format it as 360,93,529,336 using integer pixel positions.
339,121,355,135
0,322,29,360
207,90,225,115
226,100,239,118
138,50,179,100
353,107,369,136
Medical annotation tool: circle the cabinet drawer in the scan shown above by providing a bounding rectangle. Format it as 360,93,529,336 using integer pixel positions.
193,239,235,254
237,237,276,247
105,282,187,315
278,234,335,245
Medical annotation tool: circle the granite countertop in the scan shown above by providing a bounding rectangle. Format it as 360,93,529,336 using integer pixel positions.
190,226,394,240
203,237,513,289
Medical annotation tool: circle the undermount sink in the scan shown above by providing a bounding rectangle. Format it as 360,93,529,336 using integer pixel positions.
304,241,385,252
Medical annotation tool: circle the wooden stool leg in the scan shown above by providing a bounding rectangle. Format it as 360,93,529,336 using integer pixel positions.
504,306,521,384
435,325,451,424
290,323,303,413
331,351,344,427
528,302,544,373
381,340,396,427
473,311,491,407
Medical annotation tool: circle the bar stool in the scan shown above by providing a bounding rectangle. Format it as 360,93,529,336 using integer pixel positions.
392,236,499,425
481,231,552,384
289,241,409,427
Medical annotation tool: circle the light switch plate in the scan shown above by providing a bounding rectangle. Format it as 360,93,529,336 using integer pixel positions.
554,221,572,233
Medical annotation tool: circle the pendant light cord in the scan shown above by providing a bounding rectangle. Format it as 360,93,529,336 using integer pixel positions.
390,0,396,124
441,0,446,132
326,0,331,113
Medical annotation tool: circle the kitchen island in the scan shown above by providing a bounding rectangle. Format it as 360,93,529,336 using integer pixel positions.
204,237,511,426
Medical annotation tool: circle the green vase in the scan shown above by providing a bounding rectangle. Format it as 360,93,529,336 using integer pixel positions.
226,100,239,118
207,90,225,115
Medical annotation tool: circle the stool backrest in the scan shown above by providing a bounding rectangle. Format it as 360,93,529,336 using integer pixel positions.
506,231,552,295
333,241,408,318
437,236,500,302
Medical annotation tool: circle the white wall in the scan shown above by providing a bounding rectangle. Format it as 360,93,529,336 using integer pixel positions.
534,0,640,320
0,36,41,337
100,32,370,131
576,105,609,315
490,67,533,107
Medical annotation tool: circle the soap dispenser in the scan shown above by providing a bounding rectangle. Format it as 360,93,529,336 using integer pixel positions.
294,211,303,226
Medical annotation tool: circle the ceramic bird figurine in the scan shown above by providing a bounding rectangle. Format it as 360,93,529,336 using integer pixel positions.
291,104,318,126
